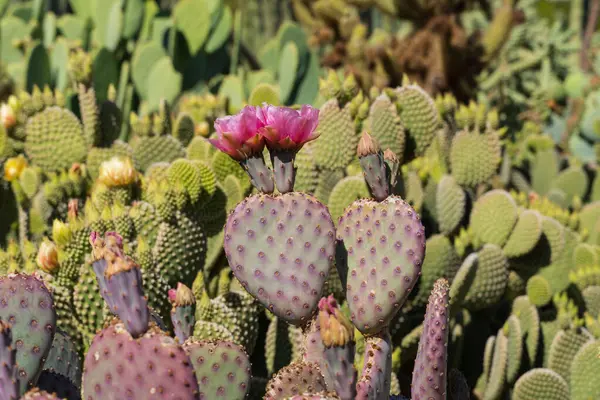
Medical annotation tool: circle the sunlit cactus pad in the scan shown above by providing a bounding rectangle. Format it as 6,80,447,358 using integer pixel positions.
82,320,199,400
336,195,426,334
223,192,336,326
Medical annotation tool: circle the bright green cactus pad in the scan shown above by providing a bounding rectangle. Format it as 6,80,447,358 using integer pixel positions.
483,330,507,400
183,339,251,400
223,192,336,326
153,211,207,288
526,275,552,307
530,150,558,196
394,84,439,158
294,142,319,194
167,158,204,204
470,190,518,247
450,129,501,187
0,273,57,394
503,210,543,258
551,166,588,206
511,296,540,368
132,134,186,172
336,196,426,334
314,168,345,204
414,234,460,307
192,320,234,342
505,315,522,385
463,244,509,311
436,175,466,234
366,94,405,159
327,176,370,221
570,340,600,400
25,107,88,171
573,243,599,267
579,201,600,245
513,368,570,400
314,99,358,170
548,328,594,385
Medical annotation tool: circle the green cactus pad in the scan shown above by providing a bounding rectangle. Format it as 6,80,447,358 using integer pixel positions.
548,328,594,385
573,243,599,268
551,166,588,207
450,129,501,187
570,340,600,400
265,362,327,400
25,107,87,172
394,84,439,158
448,253,478,316
153,211,207,288
192,320,234,342
470,190,518,247
513,368,569,400
314,99,358,170
530,150,559,196
327,176,370,221
511,296,540,367
208,291,261,353
132,134,186,172
463,244,509,311
294,142,319,194
505,315,522,385
483,331,507,400
526,275,552,307
366,94,406,160
183,339,251,400
503,210,543,258
0,273,56,394
314,168,345,204
336,196,426,334
223,192,336,326
82,320,199,399
414,235,460,307
86,141,135,179
436,175,466,235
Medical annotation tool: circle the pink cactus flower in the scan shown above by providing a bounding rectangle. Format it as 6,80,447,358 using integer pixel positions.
259,104,320,150
209,106,266,160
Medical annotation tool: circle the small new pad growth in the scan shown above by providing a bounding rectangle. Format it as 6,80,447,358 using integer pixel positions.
170,283,196,343
356,333,392,400
357,132,390,202
411,279,450,400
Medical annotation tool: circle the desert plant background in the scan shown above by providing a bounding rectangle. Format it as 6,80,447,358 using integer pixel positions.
0,0,599,399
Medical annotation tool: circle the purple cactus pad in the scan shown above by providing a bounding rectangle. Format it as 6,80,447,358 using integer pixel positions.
223,192,336,326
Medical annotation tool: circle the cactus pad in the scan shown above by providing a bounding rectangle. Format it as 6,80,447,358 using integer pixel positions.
570,340,600,400
411,279,449,400
82,320,199,399
0,273,56,394
470,190,518,247
336,196,426,334
548,328,594,385
265,362,327,400
183,339,251,400
223,193,335,326
25,107,87,172
513,368,569,400
314,99,358,170
503,210,543,258
450,129,501,187
436,175,466,235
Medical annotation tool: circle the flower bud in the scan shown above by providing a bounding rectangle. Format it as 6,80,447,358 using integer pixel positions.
36,240,59,273
3,155,28,182
0,103,16,129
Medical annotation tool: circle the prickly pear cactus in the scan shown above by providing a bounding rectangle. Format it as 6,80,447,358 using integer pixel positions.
0,273,56,394
223,192,336,326
336,196,426,335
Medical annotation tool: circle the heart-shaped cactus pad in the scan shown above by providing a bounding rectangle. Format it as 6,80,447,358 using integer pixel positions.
223,192,336,326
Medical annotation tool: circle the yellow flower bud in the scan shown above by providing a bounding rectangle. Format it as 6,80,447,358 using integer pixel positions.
3,155,28,182
98,157,137,187
1,103,16,129
52,219,72,246
36,240,59,273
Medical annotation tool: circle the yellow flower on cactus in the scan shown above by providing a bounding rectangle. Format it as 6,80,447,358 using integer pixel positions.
98,157,137,187
36,240,59,273
0,103,16,129
3,155,28,181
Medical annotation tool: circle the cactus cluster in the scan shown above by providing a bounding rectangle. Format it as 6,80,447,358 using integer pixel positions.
0,1,599,399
